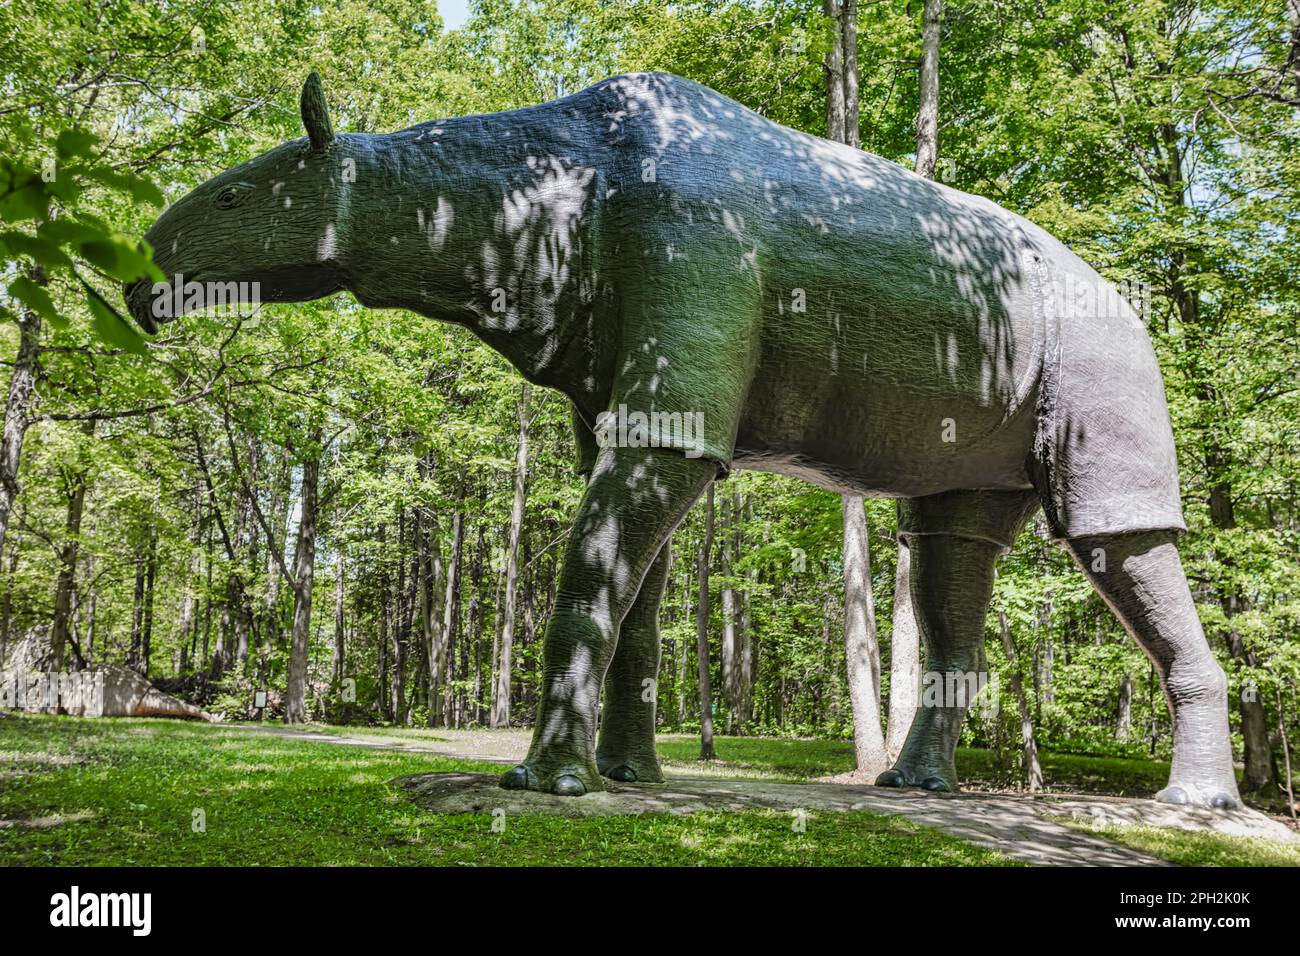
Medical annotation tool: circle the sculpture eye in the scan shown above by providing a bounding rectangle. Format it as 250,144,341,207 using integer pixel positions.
214,185,249,209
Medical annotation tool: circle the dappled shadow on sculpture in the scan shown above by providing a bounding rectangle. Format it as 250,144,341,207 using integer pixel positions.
125,70,1238,808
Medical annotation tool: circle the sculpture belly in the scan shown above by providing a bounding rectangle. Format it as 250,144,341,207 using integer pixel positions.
733,224,1045,497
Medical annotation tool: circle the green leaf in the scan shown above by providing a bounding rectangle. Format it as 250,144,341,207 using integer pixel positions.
8,274,68,329
0,178,48,222
37,218,103,247
43,174,81,204
55,129,99,160
0,230,75,271
79,165,166,208
79,238,164,283
81,279,147,355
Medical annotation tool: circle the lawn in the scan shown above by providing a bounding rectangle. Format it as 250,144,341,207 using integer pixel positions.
2,713,1289,867
298,724,1176,795
0,714,1014,867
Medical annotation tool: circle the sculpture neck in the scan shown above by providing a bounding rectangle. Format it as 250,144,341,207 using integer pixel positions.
342,118,610,409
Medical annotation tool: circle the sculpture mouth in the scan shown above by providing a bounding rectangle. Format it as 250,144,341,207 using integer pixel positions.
123,279,158,334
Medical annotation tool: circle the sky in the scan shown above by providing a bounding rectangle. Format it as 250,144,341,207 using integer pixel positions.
440,0,472,31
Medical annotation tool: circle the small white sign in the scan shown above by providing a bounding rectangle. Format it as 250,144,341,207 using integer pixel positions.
254,690,268,709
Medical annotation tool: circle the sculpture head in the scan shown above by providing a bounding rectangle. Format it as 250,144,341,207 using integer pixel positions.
125,73,351,331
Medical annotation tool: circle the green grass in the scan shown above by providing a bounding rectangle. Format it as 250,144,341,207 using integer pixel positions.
1064,821,1300,867
658,734,858,780
0,714,1014,867
658,735,1172,796
955,748,1172,797
288,724,1175,796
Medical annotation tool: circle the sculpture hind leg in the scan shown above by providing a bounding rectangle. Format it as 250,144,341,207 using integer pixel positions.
1064,532,1241,809
501,446,713,796
875,532,1004,792
595,542,671,783
876,488,1040,791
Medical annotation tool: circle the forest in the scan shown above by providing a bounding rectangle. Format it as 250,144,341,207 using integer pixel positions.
1,0,1298,820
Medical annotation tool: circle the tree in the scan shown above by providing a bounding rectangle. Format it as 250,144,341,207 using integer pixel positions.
884,0,942,766
697,483,716,760
492,383,531,727
843,495,888,778
827,0,887,779
285,437,323,724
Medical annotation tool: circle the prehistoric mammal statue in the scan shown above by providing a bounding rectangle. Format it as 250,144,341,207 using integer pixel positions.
126,71,1240,809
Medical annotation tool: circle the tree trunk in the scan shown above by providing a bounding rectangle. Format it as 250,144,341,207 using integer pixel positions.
50,424,92,672
720,492,740,732
420,506,446,728
842,494,888,778
825,0,883,776
128,558,146,672
824,0,846,142
883,1,942,757
263,449,291,652
441,509,463,727
1226,601,1277,795
696,484,716,759
1,537,19,664
1000,611,1043,790
1039,598,1054,706
202,524,213,671
392,509,409,725
841,0,859,147
232,445,258,669
177,546,197,675
333,546,346,689
466,521,485,726
678,563,690,727
284,442,322,724
0,270,43,556
1117,672,1133,742
886,539,921,761
83,551,96,667
493,383,530,728
739,498,757,727
141,530,157,677
915,0,942,179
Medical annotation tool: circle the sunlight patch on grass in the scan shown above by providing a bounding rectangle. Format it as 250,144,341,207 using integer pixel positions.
0,810,97,829
1064,820,1300,867
0,749,82,767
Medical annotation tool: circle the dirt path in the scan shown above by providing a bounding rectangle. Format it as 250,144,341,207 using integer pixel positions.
231,723,1295,866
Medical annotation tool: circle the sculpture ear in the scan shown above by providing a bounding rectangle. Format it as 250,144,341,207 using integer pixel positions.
300,72,335,150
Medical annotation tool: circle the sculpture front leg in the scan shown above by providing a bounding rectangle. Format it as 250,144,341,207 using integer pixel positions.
596,543,672,783
501,446,713,796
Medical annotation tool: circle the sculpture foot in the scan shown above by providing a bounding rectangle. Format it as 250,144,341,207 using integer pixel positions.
1155,781,1241,811
596,751,664,784
875,769,907,788
500,760,603,797
876,740,960,794
873,764,959,793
